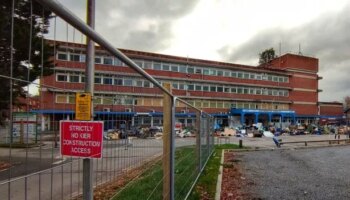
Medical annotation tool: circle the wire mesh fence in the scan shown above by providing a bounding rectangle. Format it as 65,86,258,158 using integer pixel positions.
0,0,215,199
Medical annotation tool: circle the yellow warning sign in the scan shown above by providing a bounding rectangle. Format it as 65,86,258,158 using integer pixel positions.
75,93,91,121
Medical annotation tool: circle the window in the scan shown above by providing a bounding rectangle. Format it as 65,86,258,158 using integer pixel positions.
93,96,102,104
124,98,134,105
57,53,67,60
153,63,161,70
262,89,268,95
284,91,289,96
103,97,113,105
135,80,143,87
209,69,216,76
273,76,278,82
114,78,123,85
231,87,237,93
94,77,101,84
210,101,216,108
237,87,243,94
268,75,273,81
187,67,195,74
114,57,123,66
70,54,80,62
132,60,142,68
95,57,102,64
283,77,289,82
171,65,179,72
243,73,249,79
249,88,255,94
278,90,284,96
243,88,249,94
57,74,67,82
195,101,201,107
124,79,133,86
56,95,67,103
237,72,243,78
224,71,230,77
195,68,202,74
144,81,151,88
70,75,80,83
217,102,223,108
68,96,75,104
80,55,86,62
217,70,223,76
273,90,278,96
81,76,85,83
103,57,113,65
203,85,209,91
256,89,262,95
224,87,230,93
143,117,151,124
249,74,255,79
231,72,237,78
162,64,170,71
172,82,179,89
103,77,113,85
278,77,284,82
256,75,262,80
179,83,185,90
268,90,273,96
202,101,209,108
195,85,202,91
217,86,223,92
187,84,194,90
210,86,216,92
179,65,187,73
203,69,209,75
144,61,152,69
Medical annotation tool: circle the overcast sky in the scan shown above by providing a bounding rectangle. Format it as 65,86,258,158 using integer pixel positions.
47,0,350,102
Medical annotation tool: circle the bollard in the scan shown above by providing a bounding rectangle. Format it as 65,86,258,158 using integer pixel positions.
239,139,243,148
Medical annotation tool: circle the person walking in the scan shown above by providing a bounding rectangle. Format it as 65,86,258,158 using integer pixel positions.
334,126,339,140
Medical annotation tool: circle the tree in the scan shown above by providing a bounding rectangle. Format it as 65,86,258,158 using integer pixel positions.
0,0,54,125
344,96,350,110
259,48,276,65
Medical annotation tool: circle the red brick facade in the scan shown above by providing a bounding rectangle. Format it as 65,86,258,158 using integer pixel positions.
39,40,344,119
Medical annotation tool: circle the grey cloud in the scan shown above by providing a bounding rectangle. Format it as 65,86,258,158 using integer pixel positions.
94,0,200,52
49,0,199,52
218,4,350,102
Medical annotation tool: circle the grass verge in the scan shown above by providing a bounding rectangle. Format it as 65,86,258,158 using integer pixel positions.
111,144,241,200
187,144,241,200
112,146,197,200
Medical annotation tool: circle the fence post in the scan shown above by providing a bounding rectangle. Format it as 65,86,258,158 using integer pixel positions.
20,120,24,144
162,83,174,200
196,111,201,172
83,1,95,200
206,119,213,158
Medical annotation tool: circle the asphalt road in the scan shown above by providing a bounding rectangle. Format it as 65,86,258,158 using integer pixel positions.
237,146,350,200
0,137,196,200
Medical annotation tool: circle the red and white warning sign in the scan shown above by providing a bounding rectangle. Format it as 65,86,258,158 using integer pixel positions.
60,121,104,158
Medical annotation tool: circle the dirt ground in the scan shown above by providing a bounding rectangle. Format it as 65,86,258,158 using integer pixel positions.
220,151,252,200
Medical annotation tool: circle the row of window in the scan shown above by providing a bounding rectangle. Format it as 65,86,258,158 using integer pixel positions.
55,94,288,110
56,73,289,97
57,51,289,83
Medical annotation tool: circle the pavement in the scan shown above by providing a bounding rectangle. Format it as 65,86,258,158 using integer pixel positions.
216,134,350,200
216,134,349,149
